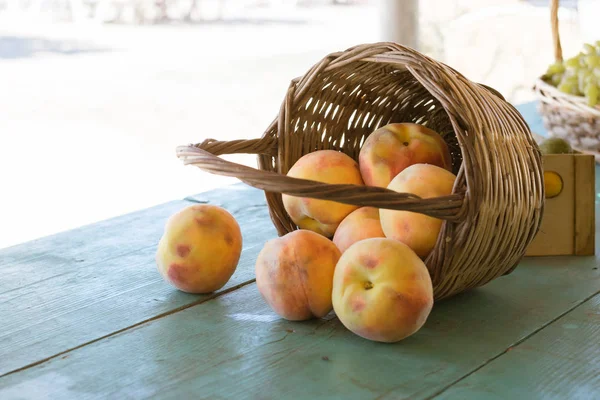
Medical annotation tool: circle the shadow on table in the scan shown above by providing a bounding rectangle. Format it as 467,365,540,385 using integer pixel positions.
0,36,112,59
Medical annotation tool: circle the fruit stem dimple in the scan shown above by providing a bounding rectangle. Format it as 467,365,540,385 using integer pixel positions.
364,281,374,290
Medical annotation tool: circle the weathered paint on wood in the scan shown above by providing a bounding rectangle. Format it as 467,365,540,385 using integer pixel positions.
0,255,597,399
0,199,191,292
0,102,597,398
0,184,277,376
434,293,600,400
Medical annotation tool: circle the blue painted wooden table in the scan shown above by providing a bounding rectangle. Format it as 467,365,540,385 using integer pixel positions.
1,103,599,399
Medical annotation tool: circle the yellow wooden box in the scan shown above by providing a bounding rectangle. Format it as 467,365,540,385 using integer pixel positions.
525,153,596,256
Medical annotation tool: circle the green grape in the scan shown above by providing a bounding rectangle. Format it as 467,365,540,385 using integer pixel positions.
558,74,579,94
565,56,580,68
578,70,591,94
545,43,600,100
575,52,586,65
563,74,578,84
562,65,579,79
586,54,600,68
558,80,577,95
585,83,598,107
546,61,565,75
551,73,563,86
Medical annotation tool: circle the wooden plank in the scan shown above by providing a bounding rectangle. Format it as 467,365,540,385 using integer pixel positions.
0,199,192,291
574,155,596,255
0,183,278,376
0,254,597,399
432,293,600,399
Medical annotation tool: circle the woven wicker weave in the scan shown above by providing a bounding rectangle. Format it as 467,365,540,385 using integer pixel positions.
177,42,544,300
533,0,600,160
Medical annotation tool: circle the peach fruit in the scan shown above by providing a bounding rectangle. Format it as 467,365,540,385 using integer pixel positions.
282,150,364,238
332,207,385,253
359,122,452,188
156,204,242,294
255,229,342,321
380,163,456,259
332,237,434,343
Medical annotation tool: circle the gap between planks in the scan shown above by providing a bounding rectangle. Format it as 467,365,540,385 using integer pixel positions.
0,186,273,376
426,287,600,399
0,276,258,380
5,280,598,392
4,179,595,393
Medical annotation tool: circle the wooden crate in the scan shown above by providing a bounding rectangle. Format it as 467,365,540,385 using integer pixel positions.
525,153,596,256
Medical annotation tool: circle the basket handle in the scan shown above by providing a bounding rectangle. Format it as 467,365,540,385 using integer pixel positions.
176,138,465,221
550,0,563,62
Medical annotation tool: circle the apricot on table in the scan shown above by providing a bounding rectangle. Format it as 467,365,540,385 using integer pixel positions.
332,238,434,343
255,229,342,321
156,204,242,294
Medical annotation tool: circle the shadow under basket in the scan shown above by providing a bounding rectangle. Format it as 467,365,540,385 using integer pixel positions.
177,42,545,301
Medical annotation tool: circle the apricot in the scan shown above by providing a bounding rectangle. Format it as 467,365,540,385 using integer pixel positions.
380,163,456,259
282,150,364,238
359,123,452,188
255,229,342,321
332,207,385,253
156,204,242,294
332,238,434,343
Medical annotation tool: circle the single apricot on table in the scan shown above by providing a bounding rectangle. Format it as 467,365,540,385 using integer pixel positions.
255,229,342,321
156,204,242,294
332,238,434,343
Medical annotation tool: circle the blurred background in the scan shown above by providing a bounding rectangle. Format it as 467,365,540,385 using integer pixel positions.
1,0,598,249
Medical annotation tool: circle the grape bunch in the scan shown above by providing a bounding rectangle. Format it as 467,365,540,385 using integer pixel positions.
544,41,600,107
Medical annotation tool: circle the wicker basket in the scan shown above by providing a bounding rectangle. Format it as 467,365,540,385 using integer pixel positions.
176,42,545,301
533,0,600,161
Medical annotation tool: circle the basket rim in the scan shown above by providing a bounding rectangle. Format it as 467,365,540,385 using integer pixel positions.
534,76,600,118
